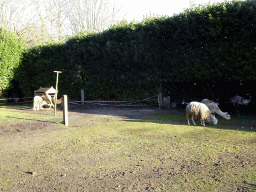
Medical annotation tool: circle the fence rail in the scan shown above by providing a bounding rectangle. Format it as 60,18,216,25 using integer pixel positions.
1,95,159,108
69,95,158,107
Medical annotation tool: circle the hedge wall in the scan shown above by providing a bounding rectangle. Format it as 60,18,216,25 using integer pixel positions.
14,0,256,100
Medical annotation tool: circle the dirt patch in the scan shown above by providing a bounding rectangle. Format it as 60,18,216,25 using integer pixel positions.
0,121,60,135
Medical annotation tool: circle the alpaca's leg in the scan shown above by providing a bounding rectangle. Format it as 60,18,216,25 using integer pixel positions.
234,104,240,116
40,102,43,109
201,120,206,126
188,120,190,125
33,100,36,111
35,104,38,111
192,117,196,125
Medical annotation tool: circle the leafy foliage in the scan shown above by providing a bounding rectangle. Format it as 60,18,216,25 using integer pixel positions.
0,28,25,97
13,0,256,100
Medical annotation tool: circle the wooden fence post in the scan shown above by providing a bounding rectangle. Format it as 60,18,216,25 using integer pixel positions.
54,71,62,116
81,89,84,104
63,95,68,126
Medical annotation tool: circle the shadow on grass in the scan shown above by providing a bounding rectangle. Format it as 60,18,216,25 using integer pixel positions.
239,182,256,191
0,105,56,116
2,103,256,132
1,105,59,123
245,183,256,191
1,104,53,110
65,103,256,132
0,103,32,109
4,116,55,123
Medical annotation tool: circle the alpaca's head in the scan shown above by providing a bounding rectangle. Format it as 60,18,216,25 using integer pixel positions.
42,101,47,106
224,112,231,120
243,96,252,105
207,114,218,125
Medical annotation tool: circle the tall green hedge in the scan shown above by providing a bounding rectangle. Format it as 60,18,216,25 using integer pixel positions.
0,28,25,97
15,0,256,100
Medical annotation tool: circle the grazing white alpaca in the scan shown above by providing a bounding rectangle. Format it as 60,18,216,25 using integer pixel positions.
229,95,252,115
33,96,46,111
201,99,230,120
186,102,218,126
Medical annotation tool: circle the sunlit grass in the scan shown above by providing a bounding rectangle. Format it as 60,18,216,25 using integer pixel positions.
0,108,256,191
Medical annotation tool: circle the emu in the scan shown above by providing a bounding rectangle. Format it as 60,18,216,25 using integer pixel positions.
229,95,252,116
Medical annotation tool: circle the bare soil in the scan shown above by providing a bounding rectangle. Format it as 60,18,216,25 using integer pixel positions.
1,104,255,191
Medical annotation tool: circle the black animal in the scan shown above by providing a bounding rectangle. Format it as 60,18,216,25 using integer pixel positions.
229,95,252,116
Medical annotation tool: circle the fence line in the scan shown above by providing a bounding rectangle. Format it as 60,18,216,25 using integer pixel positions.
69,95,158,107
1,95,159,107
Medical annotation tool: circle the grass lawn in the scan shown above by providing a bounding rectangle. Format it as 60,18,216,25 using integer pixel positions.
0,106,256,191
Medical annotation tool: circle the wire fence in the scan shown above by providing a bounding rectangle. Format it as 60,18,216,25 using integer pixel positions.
69,95,159,107
0,95,159,108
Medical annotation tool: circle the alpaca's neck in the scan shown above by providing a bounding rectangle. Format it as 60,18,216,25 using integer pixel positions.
215,110,230,120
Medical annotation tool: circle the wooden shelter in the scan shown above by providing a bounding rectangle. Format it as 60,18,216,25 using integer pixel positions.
34,86,57,108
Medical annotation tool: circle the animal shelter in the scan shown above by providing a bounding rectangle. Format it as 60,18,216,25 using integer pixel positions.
34,86,57,108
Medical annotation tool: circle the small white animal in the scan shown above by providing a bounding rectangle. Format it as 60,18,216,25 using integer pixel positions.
186,102,218,126
33,96,44,111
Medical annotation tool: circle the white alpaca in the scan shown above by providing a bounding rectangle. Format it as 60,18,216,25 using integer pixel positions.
186,102,218,126
201,99,230,120
229,95,252,115
33,96,46,111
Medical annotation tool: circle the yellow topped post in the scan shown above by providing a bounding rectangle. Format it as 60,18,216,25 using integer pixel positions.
54,71,62,116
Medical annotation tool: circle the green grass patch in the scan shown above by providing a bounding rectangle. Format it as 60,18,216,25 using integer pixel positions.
0,108,256,191
0,106,60,123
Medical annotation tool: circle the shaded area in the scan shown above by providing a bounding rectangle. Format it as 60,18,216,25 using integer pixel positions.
68,103,176,119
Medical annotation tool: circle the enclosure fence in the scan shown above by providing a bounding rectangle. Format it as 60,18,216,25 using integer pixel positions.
69,95,159,107
0,95,159,107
